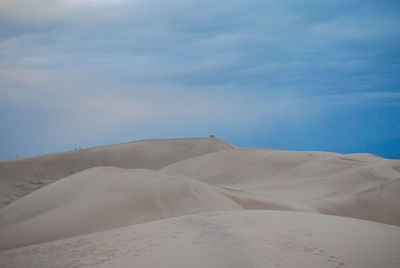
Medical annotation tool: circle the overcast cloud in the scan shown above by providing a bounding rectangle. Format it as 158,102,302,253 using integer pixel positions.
0,0,399,158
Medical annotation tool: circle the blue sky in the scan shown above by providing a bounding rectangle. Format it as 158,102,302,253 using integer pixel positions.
0,0,399,159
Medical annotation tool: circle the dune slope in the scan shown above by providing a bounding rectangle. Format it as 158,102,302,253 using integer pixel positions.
0,138,233,208
0,166,240,250
0,210,399,268
0,137,399,268
0,140,399,251
161,147,400,225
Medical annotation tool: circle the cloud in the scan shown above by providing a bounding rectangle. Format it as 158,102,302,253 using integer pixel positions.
0,0,128,23
0,0,399,158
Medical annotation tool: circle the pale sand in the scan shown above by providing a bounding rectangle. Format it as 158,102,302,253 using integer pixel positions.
0,211,399,268
0,167,240,250
161,147,400,225
0,138,234,208
0,138,399,267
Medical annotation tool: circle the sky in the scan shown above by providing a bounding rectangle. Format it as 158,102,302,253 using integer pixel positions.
0,0,399,159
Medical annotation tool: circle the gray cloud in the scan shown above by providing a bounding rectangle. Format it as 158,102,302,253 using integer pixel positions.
1,0,399,158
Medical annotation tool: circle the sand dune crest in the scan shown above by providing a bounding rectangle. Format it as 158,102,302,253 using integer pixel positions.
0,166,240,250
0,138,233,208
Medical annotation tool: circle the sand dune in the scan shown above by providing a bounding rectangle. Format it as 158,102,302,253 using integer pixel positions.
161,147,400,225
0,138,234,208
1,210,399,268
0,167,240,250
0,138,399,267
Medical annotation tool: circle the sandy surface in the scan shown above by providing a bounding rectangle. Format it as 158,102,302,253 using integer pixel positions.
0,138,399,267
0,210,399,268
0,138,234,208
161,147,400,225
0,167,240,250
